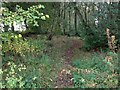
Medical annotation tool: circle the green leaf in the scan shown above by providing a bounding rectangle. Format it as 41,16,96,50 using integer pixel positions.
41,16,46,20
45,15,49,18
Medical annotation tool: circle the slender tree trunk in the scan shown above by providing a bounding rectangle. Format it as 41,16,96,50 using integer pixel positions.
74,2,77,35
68,2,71,32
24,19,28,29
63,2,66,35
75,6,91,35
11,22,14,32
59,3,61,32
60,2,64,35
84,3,87,24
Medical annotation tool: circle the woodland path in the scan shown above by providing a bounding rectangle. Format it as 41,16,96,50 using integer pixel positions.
52,36,83,88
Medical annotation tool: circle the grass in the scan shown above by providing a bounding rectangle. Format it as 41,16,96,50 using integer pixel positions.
2,35,119,88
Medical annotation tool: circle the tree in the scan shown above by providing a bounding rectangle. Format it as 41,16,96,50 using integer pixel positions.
1,3,49,32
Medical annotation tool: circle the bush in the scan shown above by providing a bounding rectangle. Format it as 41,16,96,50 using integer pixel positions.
2,62,26,88
2,54,53,88
1,32,35,57
83,29,108,51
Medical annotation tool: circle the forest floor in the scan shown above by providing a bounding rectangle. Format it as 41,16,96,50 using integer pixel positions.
51,36,83,88
3,35,119,88
39,35,85,87
44,35,119,88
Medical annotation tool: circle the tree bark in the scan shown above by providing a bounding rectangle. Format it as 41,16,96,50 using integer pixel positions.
74,2,77,35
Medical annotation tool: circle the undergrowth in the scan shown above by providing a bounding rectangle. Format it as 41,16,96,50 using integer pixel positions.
72,52,119,88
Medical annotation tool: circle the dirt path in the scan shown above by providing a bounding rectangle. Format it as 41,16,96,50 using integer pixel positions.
54,37,83,88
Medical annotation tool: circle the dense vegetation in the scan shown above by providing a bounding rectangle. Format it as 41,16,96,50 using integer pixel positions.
0,2,120,88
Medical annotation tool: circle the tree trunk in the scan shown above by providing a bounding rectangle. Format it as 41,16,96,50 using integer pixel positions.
63,2,66,35
24,19,28,29
74,2,77,35
11,22,14,32
75,6,91,35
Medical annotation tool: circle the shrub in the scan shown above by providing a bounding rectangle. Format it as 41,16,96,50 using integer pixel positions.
83,29,108,51
1,32,35,57
2,62,26,88
2,54,53,88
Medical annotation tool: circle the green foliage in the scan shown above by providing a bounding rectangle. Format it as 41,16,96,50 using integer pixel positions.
73,55,111,73
72,73,86,88
1,32,35,57
72,52,118,88
23,54,54,88
1,2,119,88
1,4,49,31
2,35,55,88
2,62,26,88
76,2,120,50
83,29,107,50
2,54,54,88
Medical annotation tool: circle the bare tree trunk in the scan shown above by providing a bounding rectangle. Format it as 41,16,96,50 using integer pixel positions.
84,3,88,24
24,19,29,29
63,2,66,35
68,2,71,33
75,6,91,34
11,22,14,32
60,2,66,35
74,2,77,35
